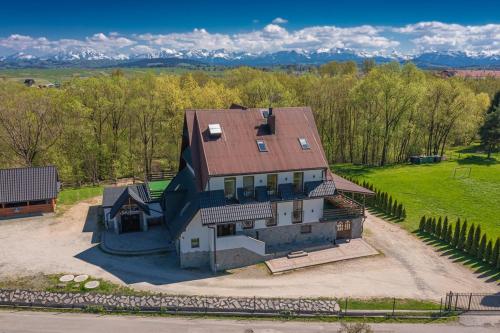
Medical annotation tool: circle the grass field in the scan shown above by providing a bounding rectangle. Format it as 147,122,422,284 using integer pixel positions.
58,186,103,206
332,147,500,238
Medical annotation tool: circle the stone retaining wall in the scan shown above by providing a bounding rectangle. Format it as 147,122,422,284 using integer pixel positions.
0,289,339,314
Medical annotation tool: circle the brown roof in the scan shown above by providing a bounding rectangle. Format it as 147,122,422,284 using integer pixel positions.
185,107,329,190
328,172,374,195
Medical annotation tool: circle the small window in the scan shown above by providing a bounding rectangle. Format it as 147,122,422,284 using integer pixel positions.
299,138,310,150
191,238,200,248
257,140,268,152
241,220,254,229
300,225,312,234
208,124,222,137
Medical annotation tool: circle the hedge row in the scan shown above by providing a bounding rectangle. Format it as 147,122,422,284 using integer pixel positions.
419,215,500,270
344,177,406,220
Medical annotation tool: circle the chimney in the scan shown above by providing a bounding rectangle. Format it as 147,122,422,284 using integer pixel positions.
268,107,276,134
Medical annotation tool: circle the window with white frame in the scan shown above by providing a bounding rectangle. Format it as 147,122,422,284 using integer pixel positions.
191,238,200,248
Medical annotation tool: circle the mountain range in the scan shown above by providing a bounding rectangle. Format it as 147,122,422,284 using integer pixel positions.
0,48,499,69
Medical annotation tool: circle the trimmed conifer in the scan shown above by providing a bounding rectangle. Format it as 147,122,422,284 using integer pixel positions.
436,217,442,239
402,207,406,219
431,217,437,235
465,223,475,253
471,224,481,257
477,234,487,261
419,216,426,232
398,203,404,219
425,217,432,233
442,217,448,241
458,219,467,250
452,219,461,247
485,240,493,264
446,224,453,244
392,200,398,216
492,238,499,267
388,196,393,214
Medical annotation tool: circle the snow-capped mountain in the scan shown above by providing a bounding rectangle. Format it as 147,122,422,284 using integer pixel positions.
1,47,499,69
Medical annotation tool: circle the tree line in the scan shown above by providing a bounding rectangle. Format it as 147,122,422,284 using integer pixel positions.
0,62,498,184
419,216,499,270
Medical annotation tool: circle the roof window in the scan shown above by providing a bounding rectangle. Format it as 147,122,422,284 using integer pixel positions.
256,140,268,152
208,123,222,137
298,138,310,150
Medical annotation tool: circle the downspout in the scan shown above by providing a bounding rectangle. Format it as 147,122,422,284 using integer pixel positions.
208,225,217,273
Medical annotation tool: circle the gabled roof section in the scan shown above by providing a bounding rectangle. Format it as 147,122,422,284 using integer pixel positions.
184,107,329,190
328,172,374,195
103,184,151,219
0,166,58,204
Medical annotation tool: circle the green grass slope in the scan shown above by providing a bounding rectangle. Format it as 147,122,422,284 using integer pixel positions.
333,150,500,238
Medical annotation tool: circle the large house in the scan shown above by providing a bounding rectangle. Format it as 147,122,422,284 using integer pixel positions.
0,166,59,217
162,106,373,271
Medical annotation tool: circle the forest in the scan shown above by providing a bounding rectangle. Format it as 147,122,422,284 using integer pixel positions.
0,61,499,184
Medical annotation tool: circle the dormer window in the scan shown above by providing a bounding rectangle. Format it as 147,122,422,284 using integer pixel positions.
208,124,222,137
298,138,310,150
260,109,269,119
257,140,268,152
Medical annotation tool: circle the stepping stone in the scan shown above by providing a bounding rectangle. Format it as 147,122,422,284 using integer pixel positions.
84,281,100,289
74,274,89,283
287,251,308,259
59,275,75,282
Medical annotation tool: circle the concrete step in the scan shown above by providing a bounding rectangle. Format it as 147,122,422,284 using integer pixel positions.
287,250,308,259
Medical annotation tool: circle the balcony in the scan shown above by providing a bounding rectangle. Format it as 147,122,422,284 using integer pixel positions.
321,194,364,222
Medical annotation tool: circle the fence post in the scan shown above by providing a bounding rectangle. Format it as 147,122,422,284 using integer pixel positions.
344,298,348,316
253,296,256,313
467,293,472,311
392,298,396,317
439,298,442,316
298,297,301,315
454,293,458,311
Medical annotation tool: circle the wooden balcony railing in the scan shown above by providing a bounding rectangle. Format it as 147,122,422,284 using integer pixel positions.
321,207,363,222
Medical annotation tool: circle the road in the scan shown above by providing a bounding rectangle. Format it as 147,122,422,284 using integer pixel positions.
0,311,499,333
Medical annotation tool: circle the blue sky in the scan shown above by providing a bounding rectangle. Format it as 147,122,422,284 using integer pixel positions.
0,0,498,57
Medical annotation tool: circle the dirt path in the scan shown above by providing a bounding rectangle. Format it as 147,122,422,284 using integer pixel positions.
0,203,498,299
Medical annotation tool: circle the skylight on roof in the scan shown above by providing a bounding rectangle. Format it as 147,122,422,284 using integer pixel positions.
299,138,310,150
260,109,269,118
208,123,222,137
256,140,268,152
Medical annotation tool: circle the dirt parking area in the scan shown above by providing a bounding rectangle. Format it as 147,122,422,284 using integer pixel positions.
0,199,498,300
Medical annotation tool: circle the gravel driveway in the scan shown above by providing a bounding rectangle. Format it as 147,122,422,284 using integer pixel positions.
0,199,498,300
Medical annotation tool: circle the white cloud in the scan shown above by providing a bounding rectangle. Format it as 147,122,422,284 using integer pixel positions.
0,22,498,58
271,17,288,24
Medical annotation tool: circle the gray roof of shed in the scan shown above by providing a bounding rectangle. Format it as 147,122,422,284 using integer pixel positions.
102,184,151,219
0,166,58,204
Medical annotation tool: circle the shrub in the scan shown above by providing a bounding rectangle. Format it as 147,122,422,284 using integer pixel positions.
465,223,475,253
442,217,448,241
397,203,403,219
402,208,406,219
425,217,432,233
471,225,481,257
477,234,487,261
452,219,461,247
436,217,442,239
458,219,467,250
492,238,499,267
419,216,426,232
388,196,393,214
485,240,493,264
445,224,453,244
392,200,398,216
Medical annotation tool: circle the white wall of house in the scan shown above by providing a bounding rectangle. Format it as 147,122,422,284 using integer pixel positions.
302,198,324,223
276,201,293,226
206,169,325,192
179,212,211,254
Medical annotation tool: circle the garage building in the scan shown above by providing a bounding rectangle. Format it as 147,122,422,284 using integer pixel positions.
0,166,59,218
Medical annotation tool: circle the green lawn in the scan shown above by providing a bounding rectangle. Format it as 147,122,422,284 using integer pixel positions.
58,186,104,206
148,180,171,192
332,149,500,238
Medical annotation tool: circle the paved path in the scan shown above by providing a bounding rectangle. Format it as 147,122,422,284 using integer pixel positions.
100,224,174,255
0,311,499,333
265,239,379,274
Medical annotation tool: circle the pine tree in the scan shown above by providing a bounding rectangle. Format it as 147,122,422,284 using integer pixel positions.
458,219,467,250
425,217,432,233
402,207,406,220
465,224,475,253
452,219,461,247
398,203,403,219
471,225,481,257
392,200,398,216
492,238,499,267
419,216,426,232
431,217,437,235
445,224,453,244
485,240,493,264
436,217,442,239
388,196,393,214
442,217,448,241
477,234,487,261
